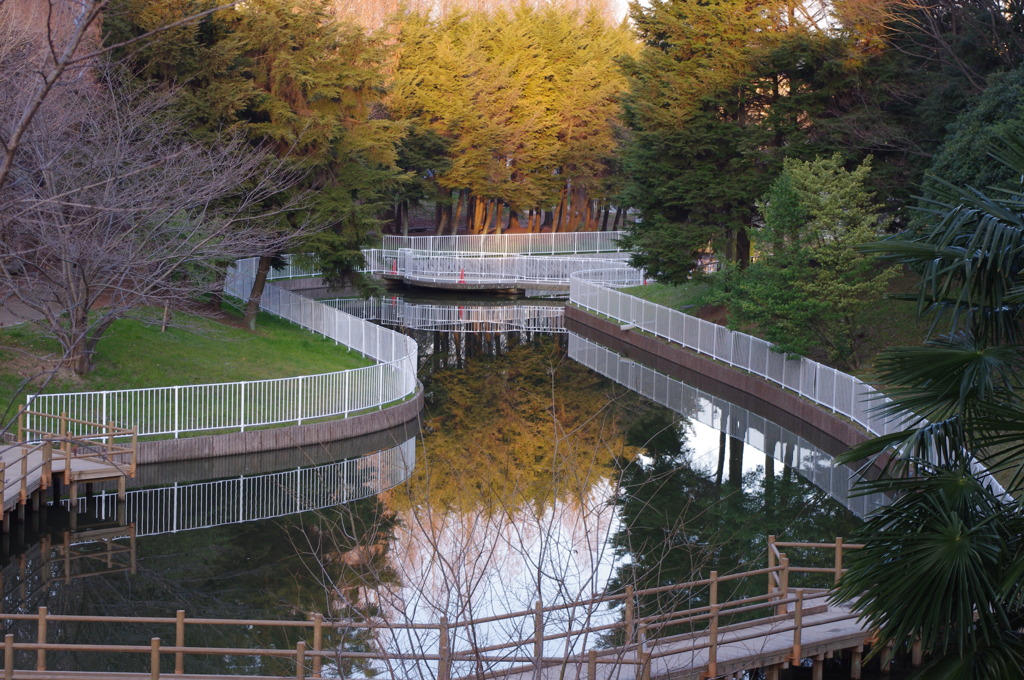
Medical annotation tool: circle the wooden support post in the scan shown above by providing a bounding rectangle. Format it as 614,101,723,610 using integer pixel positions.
42,442,51,490
312,613,323,678
812,654,824,680
438,616,450,680
777,555,790,615
174,610,185,674
851,646,863,680
118,476,126,501
791,589,804,664
3,634,11,680
534,599,544,664
150,638,160,680
36,607,47,671
834,537,844,584
295,640,306,680
640,651,651,680
707,604,720,678
911,638,923,668
588,650,596,680
881,643,893,674
624,585,635,647
766,664,780,680
710,570,718,608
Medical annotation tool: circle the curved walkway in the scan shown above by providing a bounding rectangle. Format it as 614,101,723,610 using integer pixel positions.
21,259,421,463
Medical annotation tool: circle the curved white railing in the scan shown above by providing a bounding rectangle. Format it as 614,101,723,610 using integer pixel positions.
398,251,631,286
570,268,904,438
81,438,417,536
24,259,419,439
570,268,1008,496
322,297,565,333
382,230,625,255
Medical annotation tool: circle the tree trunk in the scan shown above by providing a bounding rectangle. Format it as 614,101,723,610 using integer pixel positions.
600,202,611,231
508,209,520,232
244,255,273,331
400,201,409,237
453,190,467,235
553,185,568,233
612,206,623,230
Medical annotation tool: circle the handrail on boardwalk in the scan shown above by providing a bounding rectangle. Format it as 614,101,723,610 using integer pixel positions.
0,538,870,680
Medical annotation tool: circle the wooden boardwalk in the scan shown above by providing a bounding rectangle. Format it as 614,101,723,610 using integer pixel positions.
0,538,890,680
1,410,136,528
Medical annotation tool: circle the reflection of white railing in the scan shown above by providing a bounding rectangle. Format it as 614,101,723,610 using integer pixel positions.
322,298,565,333
83,439,416,536
569,269,903,438
382,231,625,255
25,260,419,439
568,333,886,518
570,268,1007,496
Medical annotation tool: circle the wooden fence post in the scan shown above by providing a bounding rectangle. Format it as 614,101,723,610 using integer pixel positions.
791,590,804,664
312,614,323,678
4,634,12,680
710,571,718,609
438,616,450,680
588,650,596,680
777,556,790,615
707,605,720,678
174,610,185,674
624,585,635,647
36,607,46,671
295,640,306,680
834,537,844,584
150,638,161,680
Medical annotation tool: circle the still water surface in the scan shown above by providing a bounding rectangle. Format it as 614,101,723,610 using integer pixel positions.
0,299,876,676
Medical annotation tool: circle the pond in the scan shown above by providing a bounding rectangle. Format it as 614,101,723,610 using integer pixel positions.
0,296,879,677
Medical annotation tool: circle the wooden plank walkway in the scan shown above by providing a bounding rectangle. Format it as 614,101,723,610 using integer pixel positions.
483,602,869,680
2,410,137,527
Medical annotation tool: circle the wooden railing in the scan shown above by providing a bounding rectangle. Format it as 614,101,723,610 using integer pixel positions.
0,538,867,680
1,409,137,519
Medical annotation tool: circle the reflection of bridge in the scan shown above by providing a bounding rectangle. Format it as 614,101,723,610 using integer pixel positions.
322,297,566,333
0,539,884,680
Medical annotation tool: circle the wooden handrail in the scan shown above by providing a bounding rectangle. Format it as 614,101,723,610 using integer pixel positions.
0,538,865,679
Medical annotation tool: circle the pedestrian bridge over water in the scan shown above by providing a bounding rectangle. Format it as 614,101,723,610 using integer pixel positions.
271,231,637,292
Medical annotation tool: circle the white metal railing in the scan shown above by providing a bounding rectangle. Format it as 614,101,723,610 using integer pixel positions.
381,231,625,255
80,438,416,536
24,260,418,439
569,268,1006,495
567,333,887,518
322,298,565,333
399,251,631,286
570,268,904,439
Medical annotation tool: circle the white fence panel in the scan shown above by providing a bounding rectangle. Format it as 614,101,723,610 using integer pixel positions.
26,259,418,440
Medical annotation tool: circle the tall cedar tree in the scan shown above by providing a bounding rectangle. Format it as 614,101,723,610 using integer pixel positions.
618,0,907,282
387,6,635,233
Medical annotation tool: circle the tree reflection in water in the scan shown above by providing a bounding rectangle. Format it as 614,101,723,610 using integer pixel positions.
0,333,863,677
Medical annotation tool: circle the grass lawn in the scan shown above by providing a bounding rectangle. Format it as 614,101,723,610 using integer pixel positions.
0,306,372,421
621,269,934,376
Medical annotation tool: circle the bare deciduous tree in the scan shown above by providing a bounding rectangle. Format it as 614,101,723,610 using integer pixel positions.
0,55,305,375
